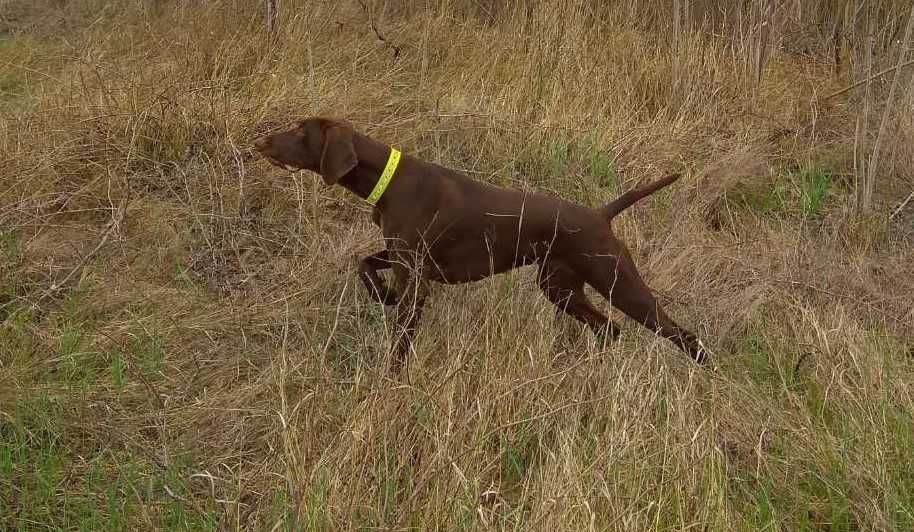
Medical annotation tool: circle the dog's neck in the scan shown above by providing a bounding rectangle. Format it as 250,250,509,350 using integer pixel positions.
336,134,401,206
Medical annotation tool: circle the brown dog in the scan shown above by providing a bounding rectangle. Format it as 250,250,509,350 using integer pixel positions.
254,118,707,369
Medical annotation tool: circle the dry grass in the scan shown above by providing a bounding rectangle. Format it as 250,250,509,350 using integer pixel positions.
2,1,914,530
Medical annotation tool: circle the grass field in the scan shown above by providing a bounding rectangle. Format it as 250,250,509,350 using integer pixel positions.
2,1,914,530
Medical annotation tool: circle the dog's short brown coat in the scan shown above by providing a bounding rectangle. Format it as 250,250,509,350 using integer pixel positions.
255,118,707,369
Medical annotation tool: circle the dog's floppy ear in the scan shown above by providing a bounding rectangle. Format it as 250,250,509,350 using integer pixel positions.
319,125,358,185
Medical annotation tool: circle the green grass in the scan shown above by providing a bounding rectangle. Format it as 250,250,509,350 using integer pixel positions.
886,405,914,530
0,230,25,322
0,38,26,101
740,329,786,390
739,460,855,532
728,426,856,531
872,331,914,530
58,322,101,388
0,33,56,114
733,178,790,217
0,72,23,100
0,276,223,529
744,480,778,530
269,488,298,531
494,420,541,528
0,392,223,530
732,164,835,220
796,166,832,219
545,137,572,180
500,429,537,488
302,468,333,531
583,134,620,193
321,300,387,375
508,132,621,209
726,327,914,531
129,327,166,378
110,351,127,391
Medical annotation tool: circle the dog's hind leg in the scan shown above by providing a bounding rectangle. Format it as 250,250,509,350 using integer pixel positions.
612,292,706,363
574,247,708,364
537,261,622,341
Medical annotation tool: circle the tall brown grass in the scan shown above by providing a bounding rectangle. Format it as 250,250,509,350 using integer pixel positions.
1,1,913,529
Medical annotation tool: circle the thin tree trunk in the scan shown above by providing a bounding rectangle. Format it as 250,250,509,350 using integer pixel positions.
266,0,279,34
856,7,874,211
754,0,776,89
863,0,914,211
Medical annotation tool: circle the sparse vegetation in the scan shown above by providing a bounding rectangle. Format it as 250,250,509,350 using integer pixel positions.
1,0,913,530
731,164,835,220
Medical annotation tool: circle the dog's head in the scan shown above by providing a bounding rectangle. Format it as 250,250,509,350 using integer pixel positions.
253,117,357,185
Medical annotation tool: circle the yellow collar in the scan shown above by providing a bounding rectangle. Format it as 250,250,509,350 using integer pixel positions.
366,147,401,205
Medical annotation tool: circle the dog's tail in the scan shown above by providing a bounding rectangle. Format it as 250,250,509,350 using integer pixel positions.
600,173,681,220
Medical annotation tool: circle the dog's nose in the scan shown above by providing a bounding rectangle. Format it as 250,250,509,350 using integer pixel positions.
253,136,269,151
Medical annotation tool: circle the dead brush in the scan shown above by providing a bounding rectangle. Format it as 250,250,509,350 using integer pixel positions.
1,0,913,530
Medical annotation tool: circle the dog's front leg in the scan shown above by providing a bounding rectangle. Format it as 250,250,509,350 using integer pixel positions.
389,263,427,373
358,250,399,305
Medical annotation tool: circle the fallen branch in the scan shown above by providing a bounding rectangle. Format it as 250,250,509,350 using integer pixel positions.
825,58,914,100
890,190,914,220
39,203,124,302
